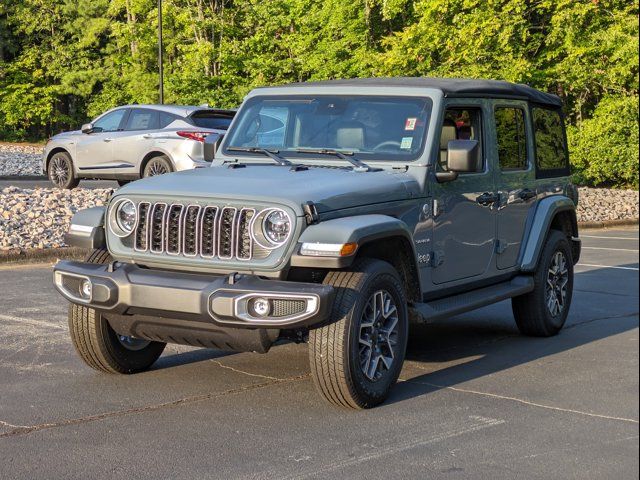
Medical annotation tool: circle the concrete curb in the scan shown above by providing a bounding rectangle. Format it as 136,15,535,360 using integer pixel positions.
578,218,639,229
0,175,47,181
0,247,89,266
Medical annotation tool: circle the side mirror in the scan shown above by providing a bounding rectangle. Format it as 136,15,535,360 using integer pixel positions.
436,139,481,183
81,123,94,134
203,133,223,161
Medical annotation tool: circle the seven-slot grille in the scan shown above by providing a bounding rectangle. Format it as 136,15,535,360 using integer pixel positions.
134,202,258,261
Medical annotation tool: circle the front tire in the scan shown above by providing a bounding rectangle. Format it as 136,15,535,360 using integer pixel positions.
68,249,166,373
309,259,408,409
48,151,79,189
512,230,574,337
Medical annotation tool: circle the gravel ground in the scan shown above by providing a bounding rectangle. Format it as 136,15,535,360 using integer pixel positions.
0,144,43,176
0,185,637,254
0,187,111,252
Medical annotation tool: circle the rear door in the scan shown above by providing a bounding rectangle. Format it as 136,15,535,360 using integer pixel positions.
430,100,498,285
112,108,161,173
492,101,538,270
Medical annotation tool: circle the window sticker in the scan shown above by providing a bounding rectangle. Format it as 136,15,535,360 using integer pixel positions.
400,137,413,150
405,118,417,131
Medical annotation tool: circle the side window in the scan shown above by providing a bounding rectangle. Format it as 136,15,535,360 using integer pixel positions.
532,107,568,172
495,107,528,170
125,108,159,131
438,108,483,172
235,105,288,147
158,112,178,129
93,109,126,133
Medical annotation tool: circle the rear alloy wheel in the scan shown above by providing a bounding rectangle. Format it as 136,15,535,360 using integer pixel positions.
48,151,79,189
512,230,574,337
143,155,173,178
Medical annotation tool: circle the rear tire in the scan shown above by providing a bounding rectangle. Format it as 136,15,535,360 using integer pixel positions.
68,248,166,373
512,230,574,337
48,151,79,189
142,155,173,178
308,259,408,409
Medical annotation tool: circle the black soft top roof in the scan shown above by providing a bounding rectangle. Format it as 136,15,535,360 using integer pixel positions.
271,77,562,108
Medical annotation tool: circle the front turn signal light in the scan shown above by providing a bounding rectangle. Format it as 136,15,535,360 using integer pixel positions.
299,242,358,257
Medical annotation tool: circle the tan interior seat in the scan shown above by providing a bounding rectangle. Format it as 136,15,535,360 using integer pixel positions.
439,119,458,170
334,121,365,150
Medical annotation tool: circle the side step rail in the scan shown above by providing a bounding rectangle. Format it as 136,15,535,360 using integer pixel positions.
410,276,534,323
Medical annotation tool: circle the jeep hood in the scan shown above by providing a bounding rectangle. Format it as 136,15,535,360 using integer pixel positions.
117,164,420,216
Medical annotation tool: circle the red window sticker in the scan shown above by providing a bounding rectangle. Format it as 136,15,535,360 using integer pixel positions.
405,118,417,131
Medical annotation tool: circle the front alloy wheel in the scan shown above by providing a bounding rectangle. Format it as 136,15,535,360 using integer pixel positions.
117,335,151,351
309,258,408,409
48,151,79,189
359,290,400,381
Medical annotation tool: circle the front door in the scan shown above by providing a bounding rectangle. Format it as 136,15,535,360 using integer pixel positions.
75,108,128,171
431,102,497,285
492,102,537,270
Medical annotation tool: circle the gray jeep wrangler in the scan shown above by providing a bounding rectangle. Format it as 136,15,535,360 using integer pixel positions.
53,78,580,409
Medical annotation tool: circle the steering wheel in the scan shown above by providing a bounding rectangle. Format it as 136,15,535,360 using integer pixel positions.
372,140,402,152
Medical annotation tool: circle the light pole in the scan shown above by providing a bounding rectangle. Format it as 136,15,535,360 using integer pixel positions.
158,0,164,104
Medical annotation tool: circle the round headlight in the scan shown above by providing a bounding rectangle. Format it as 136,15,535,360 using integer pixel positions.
113,199,137,237
262,209,291,246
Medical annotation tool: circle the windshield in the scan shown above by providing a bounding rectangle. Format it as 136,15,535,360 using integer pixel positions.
224,95,433,161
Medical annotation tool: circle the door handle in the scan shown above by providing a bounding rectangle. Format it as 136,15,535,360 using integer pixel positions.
142,134,152,139
519,188,536,201
103,138,113,142
476,192,499,206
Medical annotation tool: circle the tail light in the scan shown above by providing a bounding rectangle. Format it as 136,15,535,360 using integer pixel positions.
176,131,210,142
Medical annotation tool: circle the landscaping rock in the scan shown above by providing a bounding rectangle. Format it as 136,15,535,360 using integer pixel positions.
0,144,43,176
0,185,637,254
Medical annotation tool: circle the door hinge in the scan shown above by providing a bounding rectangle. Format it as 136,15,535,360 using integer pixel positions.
431,250,445,267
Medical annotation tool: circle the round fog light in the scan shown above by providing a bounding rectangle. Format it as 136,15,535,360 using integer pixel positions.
80,279,92,299
251,297,271,317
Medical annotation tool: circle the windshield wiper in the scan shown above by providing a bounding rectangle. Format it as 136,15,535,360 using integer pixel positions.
226,146,291,166
294,148,372,171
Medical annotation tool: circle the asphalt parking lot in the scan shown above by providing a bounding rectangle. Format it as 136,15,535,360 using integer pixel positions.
0,227,638,479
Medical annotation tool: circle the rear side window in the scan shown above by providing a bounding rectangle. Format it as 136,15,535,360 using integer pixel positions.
126,108,159,131
190,110,235,130
532,107,568,175
159,112,179,128
495,107,528,170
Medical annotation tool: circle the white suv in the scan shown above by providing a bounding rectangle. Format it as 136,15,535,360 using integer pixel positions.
42,104,235,188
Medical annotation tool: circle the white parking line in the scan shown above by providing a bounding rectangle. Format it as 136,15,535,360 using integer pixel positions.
577,263,639,271
582,246,639,252
582,235,639,240
0,313,66,330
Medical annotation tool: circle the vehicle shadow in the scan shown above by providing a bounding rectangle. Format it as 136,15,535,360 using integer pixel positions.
151,346,236,370
140,264,638,402
385,264,639,406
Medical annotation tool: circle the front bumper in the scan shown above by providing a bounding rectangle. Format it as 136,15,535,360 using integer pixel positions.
53,260,334,329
